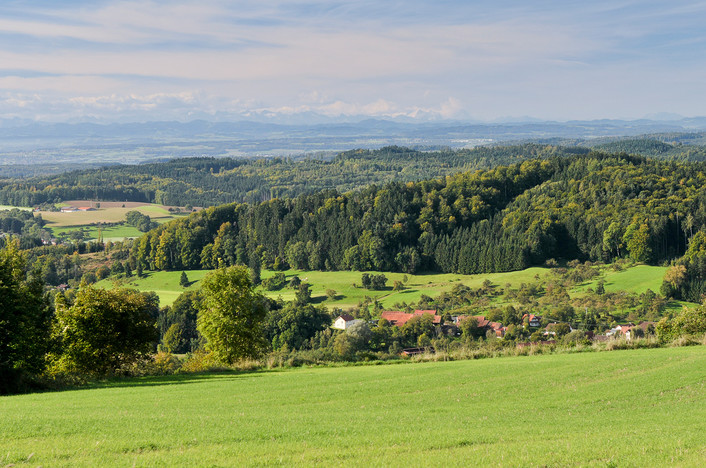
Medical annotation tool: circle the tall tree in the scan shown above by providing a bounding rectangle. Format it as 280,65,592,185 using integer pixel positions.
0,241,52,394
197,266,268,363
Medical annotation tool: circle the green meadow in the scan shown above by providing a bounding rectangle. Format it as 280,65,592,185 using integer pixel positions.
96,269,211,306
98,264,670,309
573,264,666,295
1,347,705,467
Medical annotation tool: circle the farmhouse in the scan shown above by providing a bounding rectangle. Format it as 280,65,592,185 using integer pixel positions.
380,309,442,327
454,315,490,328
454,315,506,337
60,206,78,213
490,322,506,337
332,314,361,330
624,321,656,340
523,314,542,327
77,206,95,211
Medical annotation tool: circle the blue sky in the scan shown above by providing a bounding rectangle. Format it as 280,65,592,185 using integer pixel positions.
0,0,704,122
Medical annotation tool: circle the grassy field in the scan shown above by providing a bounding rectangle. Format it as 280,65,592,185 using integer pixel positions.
96,270,211,306
19,200,193,241
96,267,551,308
55,224,146,242
1,346,705,466
39,204,178,228
573,264,666,295
99,264,671,309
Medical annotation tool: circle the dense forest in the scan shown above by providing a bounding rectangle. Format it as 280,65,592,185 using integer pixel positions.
0,144,588,207
3,139,706,209
126,152,706,285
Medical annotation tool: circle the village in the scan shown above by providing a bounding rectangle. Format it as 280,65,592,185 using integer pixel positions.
332,309,656,355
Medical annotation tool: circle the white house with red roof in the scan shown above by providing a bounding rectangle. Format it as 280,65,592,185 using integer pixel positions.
333,314,361,330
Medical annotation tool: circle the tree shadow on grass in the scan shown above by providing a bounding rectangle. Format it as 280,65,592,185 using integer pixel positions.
310,295,328,304
87,370,269,390
37,369,272,395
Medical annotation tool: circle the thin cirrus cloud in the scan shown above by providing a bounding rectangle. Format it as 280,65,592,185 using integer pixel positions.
0,0,704,122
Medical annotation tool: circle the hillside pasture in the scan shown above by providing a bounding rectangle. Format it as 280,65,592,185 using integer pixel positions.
1,347,704,466
572,264,667,295
95,269,210,306
96,263,673,309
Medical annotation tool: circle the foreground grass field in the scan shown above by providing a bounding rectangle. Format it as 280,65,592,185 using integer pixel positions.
99,263,671,308
1,347,705,466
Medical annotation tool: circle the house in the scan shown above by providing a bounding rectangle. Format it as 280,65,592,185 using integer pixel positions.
380,309,442,327
544,322,574,337
523,314,542,328
606,323,649,338
489,322,506,337
77,207,95,211
624,321,656,340
455,315,490,328
333,314,361,330
60,206,78,213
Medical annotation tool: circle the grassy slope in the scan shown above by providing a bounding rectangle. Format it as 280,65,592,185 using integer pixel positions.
97,267,550,308
99,264,670,309
1,347,705,467
573,265,666,295
96,270,211,306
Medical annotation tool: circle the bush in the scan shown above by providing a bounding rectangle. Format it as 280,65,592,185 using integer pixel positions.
656,305,706,342
262,272,287,291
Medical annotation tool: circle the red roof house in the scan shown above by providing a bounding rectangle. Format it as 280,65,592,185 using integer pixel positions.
381,310,442,327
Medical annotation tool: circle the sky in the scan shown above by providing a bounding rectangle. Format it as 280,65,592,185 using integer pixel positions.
0,0,705,123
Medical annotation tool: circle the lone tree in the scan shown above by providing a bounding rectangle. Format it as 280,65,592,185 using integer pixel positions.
197,266,268,363
52,288,159,376
180,271,189,287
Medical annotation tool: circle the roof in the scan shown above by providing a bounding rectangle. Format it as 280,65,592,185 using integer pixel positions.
336,314,355,322
456,315,490,328
381,310,442,326
489,322,504,330
381,311,414,326
637,321,656,330
413,310,441,324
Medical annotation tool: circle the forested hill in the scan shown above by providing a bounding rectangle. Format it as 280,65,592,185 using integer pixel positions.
0,144,585,207
132,152,706,279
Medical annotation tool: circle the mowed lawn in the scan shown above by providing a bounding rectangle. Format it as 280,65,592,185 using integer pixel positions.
1,347,705,467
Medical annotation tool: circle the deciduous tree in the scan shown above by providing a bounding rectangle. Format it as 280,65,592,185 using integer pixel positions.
197,266,268,363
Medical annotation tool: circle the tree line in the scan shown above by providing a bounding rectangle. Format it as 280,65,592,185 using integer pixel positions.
127,152,706,277
0,144,584,207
